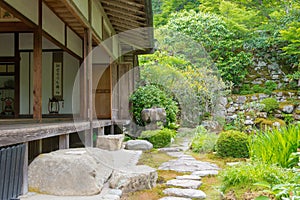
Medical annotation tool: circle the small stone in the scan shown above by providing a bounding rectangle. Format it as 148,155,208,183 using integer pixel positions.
97,135,124,151
166,179,202,189
219,97,228,106
125,140,153,151
163,188,206,199
259,94,268,99
227,107,236,113
237,96,247,104
276,92,283,97
192,170,219,177
159,197,192,200
282,105,294,114
251,96,258,101
295,115,300,120
257,112,267,119
272,74,280,80
244,120,254,125
273,122,281,127
176,175,201,181
257,61,267,67
252,80,262,85
109,165,157,193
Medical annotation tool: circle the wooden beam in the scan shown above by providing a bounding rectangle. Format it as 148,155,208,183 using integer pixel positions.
33,0,43,121
110,20,141,30
115,0,145,9
101,0,146,16
109,16,146,27
0,22,33,32
105,8,146,21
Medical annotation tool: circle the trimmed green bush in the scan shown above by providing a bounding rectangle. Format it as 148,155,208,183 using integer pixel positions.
129,84,179,126
216,130,249,158
261,97,279,114
139,128,176,148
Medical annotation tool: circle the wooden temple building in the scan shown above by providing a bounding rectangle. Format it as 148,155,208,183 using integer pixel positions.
0,0,153,199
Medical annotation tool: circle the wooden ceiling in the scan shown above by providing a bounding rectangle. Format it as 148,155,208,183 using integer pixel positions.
43,0,88,40
99,0,153,53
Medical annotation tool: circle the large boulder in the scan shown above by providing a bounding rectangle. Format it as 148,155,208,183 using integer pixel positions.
125,140,153,151
109,165,157,193
97,134,124,151
29,148,113,196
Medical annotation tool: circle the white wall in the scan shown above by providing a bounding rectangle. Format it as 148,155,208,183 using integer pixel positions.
19,35,80,115
4,0,38,25
19,52,30,114
0,33,14,56
42,3,65,45
61,52,80,114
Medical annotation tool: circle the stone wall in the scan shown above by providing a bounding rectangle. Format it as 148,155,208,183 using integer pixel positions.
225,91,300,127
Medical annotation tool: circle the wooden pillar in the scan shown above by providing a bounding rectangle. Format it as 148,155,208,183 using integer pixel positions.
22,142,28,195
59,134,69,149
14,33,20,118
84,28,93,147
80,61,87,119
33,0,42,121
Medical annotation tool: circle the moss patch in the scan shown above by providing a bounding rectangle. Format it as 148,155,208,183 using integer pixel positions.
137,150,174,169
255,117,286,127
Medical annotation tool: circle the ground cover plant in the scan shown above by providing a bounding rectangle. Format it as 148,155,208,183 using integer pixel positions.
249,125,300,168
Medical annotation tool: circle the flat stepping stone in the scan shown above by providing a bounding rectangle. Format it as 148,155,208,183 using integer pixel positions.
166,179,202,189
176,175,201,181
226,162,241,166
159,159,219,173
177,156,195,161
159,197,192,200
166,152,186,158
159,147,183,152
192,170,219,177
163,188,206,199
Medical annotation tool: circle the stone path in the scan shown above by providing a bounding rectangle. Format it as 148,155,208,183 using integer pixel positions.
157,135,220,200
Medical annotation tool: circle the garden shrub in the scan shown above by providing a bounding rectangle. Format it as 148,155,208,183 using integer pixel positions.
249,125,300,168
139,128,176,148
240,84,253,95
220,162,295,193
129,84,179,126
252,85,264,93
190,126,219,153
264,80,277,91
261,97,279,114
216,130,249,158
